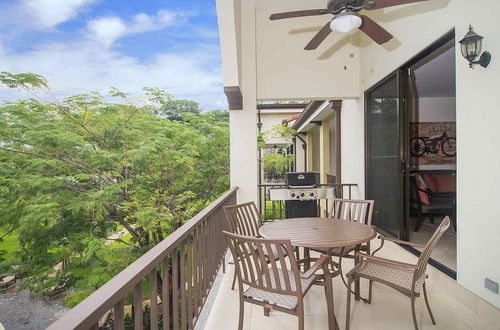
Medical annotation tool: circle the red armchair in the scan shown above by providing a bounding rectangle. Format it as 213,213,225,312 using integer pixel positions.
410,173,456,232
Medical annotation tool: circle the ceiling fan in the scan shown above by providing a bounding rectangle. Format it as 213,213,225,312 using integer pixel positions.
270,0,431,50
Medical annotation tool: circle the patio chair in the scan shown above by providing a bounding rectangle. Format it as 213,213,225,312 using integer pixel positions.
223,231,333,330
224,201,289,290
224,201,262,237
345,216,451,330
310,199,375,259
410,173,456,232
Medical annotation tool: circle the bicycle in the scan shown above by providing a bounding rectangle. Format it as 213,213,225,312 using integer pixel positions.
410,130,456,157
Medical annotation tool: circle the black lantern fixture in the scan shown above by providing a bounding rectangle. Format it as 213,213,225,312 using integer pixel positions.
459,25,491,68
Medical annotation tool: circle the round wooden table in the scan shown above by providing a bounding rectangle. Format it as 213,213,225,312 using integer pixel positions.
259,218,376,330
259,218,376,248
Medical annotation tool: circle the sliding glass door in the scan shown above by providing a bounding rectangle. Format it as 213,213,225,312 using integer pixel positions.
365,72,405,238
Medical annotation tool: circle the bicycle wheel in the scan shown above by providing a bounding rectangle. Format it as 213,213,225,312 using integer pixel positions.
441,137,456,156
410,137,426,157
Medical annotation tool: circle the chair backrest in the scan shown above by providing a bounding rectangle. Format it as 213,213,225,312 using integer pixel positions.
223,231,302,297
329,198,375,225
223,202,262,237
415,216,451,280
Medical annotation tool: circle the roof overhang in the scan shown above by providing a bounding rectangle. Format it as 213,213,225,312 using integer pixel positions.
292,100,342,132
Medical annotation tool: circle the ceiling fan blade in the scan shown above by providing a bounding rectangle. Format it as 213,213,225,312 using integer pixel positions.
359,15,393,44
364,0,431,10
304,22,332,50
270,9,328,20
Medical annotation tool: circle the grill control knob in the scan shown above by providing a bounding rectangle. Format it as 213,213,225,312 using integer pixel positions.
291,193,296,198
310,193,315,197
300,193,305,197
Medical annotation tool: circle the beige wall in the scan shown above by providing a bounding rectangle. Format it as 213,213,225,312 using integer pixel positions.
340,99,364,199
216,0,241,88
228,0,258,204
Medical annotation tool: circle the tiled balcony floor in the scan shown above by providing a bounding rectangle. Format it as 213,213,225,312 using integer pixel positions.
203,241,499,330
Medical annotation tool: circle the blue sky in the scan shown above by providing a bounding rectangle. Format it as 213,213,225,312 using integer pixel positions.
0,0,227,110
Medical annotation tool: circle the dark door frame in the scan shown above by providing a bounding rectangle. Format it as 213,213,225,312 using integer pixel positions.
364,29,457,279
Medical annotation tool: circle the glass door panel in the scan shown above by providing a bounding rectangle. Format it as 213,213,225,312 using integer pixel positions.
366,73,403,237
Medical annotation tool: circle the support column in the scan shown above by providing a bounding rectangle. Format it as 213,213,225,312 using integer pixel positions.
229,0,258,204
319,119,330,185
306,133,314,173
319,119,330,217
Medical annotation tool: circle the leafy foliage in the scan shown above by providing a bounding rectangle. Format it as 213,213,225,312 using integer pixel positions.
262,153,295,174
0,73,229,304
258,123,296,149
258,124,296,175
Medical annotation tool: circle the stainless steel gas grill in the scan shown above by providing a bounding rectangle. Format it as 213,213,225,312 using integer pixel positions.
269,172,335,218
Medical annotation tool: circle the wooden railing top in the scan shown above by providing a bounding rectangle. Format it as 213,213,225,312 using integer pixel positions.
258,183,358,187
47,187,238,330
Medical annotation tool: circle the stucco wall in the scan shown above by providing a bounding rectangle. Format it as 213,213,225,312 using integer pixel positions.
340,99,364,199
357,0,500,307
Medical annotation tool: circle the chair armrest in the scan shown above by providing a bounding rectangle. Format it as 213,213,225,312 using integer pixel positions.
416,186,432,195
429,191,455,199
377,235,426,248
355,252,418,269
301,255,329,279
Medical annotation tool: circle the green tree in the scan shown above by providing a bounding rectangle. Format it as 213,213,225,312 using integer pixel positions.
0,72,229,303
143,87,201,120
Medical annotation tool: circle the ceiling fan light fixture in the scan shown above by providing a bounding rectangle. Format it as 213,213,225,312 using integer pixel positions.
330,13,362,33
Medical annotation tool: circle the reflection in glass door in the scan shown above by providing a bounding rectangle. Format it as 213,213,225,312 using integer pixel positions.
365,73,404,238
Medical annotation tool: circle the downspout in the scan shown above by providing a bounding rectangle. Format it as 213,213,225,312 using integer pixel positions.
296,133,307,172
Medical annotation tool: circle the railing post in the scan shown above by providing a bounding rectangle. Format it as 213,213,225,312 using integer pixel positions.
134,283,143,330
149,268,158,330
162,257,170,330
113,299,125,330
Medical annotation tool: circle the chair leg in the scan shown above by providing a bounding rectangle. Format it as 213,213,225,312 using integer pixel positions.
324,269,338,330
238,296,244,330
231,272,237,290
304,247,311,270
411,296,419,330
451,214,457,232
423,283,436,325
346,277,353,330
414,215,425,232
368,280,373,304
297,304,304,330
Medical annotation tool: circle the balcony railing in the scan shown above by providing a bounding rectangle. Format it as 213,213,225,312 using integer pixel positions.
47,187,238,330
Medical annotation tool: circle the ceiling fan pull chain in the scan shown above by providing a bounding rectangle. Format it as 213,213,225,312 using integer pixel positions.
350,31,355,58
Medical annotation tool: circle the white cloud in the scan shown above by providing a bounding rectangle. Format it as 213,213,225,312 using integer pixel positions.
0,40,226,110
87,10,187,48
23,0,97,29
87,17,127,48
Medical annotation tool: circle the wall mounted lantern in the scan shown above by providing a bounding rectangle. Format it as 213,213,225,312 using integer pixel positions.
459,25,492,69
